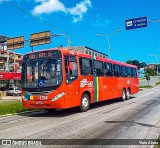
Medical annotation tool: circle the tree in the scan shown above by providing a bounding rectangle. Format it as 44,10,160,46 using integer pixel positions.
126,60,147,70
141,62,147,68
145,68,157,76
126,60,133,65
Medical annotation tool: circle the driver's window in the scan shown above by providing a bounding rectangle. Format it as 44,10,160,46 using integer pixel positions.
64,55,78,84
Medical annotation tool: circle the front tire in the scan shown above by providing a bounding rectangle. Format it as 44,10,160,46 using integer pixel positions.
80,94,90,112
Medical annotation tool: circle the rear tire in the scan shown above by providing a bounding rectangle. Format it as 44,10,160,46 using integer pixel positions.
121,89,126,101
126,89,131,100
80,94,90,112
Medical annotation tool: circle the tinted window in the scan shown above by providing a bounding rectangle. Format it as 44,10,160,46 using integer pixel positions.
94,60,104,76
132,68,137,78
104,62,113,76
80,58,93,75
65,55,78,84
127,67,132,77
122,66,127,77
113,64,121,77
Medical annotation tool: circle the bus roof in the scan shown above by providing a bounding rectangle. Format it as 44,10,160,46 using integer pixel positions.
24,47,137,68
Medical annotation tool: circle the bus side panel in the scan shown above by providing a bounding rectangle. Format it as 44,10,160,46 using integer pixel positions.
63,76,94,108
130,78,139,94
102,77,119,101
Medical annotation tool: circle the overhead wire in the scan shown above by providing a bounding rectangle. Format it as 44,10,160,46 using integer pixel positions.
3,0,131,60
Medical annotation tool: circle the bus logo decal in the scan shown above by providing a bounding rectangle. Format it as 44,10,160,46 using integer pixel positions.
80,79,93,88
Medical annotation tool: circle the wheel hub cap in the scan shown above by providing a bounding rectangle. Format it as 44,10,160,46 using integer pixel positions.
82,97,88,108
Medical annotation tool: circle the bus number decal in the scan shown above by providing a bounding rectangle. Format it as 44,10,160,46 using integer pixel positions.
80,79,93,88
39,96,48,100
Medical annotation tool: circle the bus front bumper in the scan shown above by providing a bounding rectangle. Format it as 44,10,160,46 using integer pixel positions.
22,97,65,109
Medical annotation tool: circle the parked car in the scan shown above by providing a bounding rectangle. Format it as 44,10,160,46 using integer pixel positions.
6,87,21,96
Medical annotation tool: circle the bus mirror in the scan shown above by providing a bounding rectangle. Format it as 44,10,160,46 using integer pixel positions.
69,62,73,71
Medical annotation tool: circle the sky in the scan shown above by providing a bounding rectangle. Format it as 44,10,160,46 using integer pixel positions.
0,0,160,64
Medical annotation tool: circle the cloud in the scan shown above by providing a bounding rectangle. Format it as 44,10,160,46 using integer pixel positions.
32,0,92,23
94,15,113,27
68,0,92,23
33,0,67,15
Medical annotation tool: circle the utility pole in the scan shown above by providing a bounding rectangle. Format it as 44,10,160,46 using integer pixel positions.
97,29,121,59
150,54,159,83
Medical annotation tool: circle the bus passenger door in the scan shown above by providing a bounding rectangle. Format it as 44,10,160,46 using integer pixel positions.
64,55,80,107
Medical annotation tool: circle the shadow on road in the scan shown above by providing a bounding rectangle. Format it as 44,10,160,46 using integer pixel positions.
105,120,159,128
19,97,136,118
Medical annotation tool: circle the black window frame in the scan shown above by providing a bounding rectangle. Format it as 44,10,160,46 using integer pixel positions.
127,67,132,77
93,60,104,76
79,57,93,76
64,55,78,84
113,64,121,77
132,68,137,78
104,62,113,76
122,66,127,77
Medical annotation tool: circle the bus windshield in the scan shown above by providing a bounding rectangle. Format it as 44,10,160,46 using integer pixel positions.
22,58,62,88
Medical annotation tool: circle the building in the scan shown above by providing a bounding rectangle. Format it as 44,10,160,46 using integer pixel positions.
144,64,158,70
62,46,108,58
0,35,22,72
148,64,157,69
0,50,22,72
0,35,22,90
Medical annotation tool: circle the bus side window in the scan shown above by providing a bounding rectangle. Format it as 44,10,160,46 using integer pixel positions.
127,67,132,77
94,60,104,76
113,64,121,77
79,58,93,75
64,55,78,84
122,66,127,77
132,68,137,78
105,62,113,76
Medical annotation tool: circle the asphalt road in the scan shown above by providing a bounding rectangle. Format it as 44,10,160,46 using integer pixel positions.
0,86,160,148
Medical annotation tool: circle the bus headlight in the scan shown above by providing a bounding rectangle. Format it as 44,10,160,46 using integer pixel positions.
52,92,65,101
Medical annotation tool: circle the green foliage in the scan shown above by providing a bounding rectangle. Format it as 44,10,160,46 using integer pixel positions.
145,68,157,76
156,136,160,147
126,60,133,65
140,85,153,88
126,60,147,69
0,100,29,116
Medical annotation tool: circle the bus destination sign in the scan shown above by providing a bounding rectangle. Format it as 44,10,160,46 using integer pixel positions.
23,50,61,61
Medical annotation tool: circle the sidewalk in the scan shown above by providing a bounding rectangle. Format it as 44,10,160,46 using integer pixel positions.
0,96,21,101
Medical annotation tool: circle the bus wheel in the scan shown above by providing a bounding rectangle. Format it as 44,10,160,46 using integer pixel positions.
80,94,90,112
126,89,131,100
121,89,126,101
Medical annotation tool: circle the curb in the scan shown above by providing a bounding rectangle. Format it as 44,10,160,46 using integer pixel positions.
0,110,43,117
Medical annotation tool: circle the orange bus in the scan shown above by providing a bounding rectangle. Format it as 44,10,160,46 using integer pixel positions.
21,47,139,112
